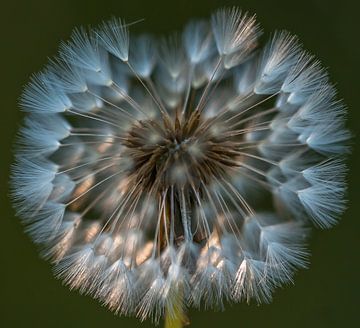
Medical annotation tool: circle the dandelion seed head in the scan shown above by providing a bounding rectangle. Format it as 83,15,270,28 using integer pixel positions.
12,7,349,323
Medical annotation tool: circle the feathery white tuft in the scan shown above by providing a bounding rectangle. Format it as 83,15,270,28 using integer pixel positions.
255,31,301,94
97,17,130,62
211,7,261,67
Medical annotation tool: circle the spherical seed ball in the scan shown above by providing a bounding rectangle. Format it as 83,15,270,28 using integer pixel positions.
11,6,350,323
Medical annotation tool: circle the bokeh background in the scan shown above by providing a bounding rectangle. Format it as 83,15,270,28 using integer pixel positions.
1,0,359,327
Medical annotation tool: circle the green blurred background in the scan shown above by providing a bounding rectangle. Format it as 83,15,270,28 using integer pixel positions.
1,0,359,327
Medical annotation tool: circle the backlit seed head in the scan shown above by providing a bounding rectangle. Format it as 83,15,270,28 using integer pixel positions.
11,7,350,324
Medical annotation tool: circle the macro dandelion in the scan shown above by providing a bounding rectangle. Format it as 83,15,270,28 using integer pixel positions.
12,7,350,326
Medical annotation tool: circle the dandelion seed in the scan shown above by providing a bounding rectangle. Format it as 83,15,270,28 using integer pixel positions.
11,7,350,326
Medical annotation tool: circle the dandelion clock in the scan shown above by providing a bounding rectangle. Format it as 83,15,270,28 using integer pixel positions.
11,7,350,327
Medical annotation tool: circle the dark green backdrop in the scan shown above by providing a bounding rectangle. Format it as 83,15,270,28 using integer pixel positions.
1,0,359,327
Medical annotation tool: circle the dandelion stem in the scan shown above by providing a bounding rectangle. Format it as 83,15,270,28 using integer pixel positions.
164,296,188,328
164,313,184,328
